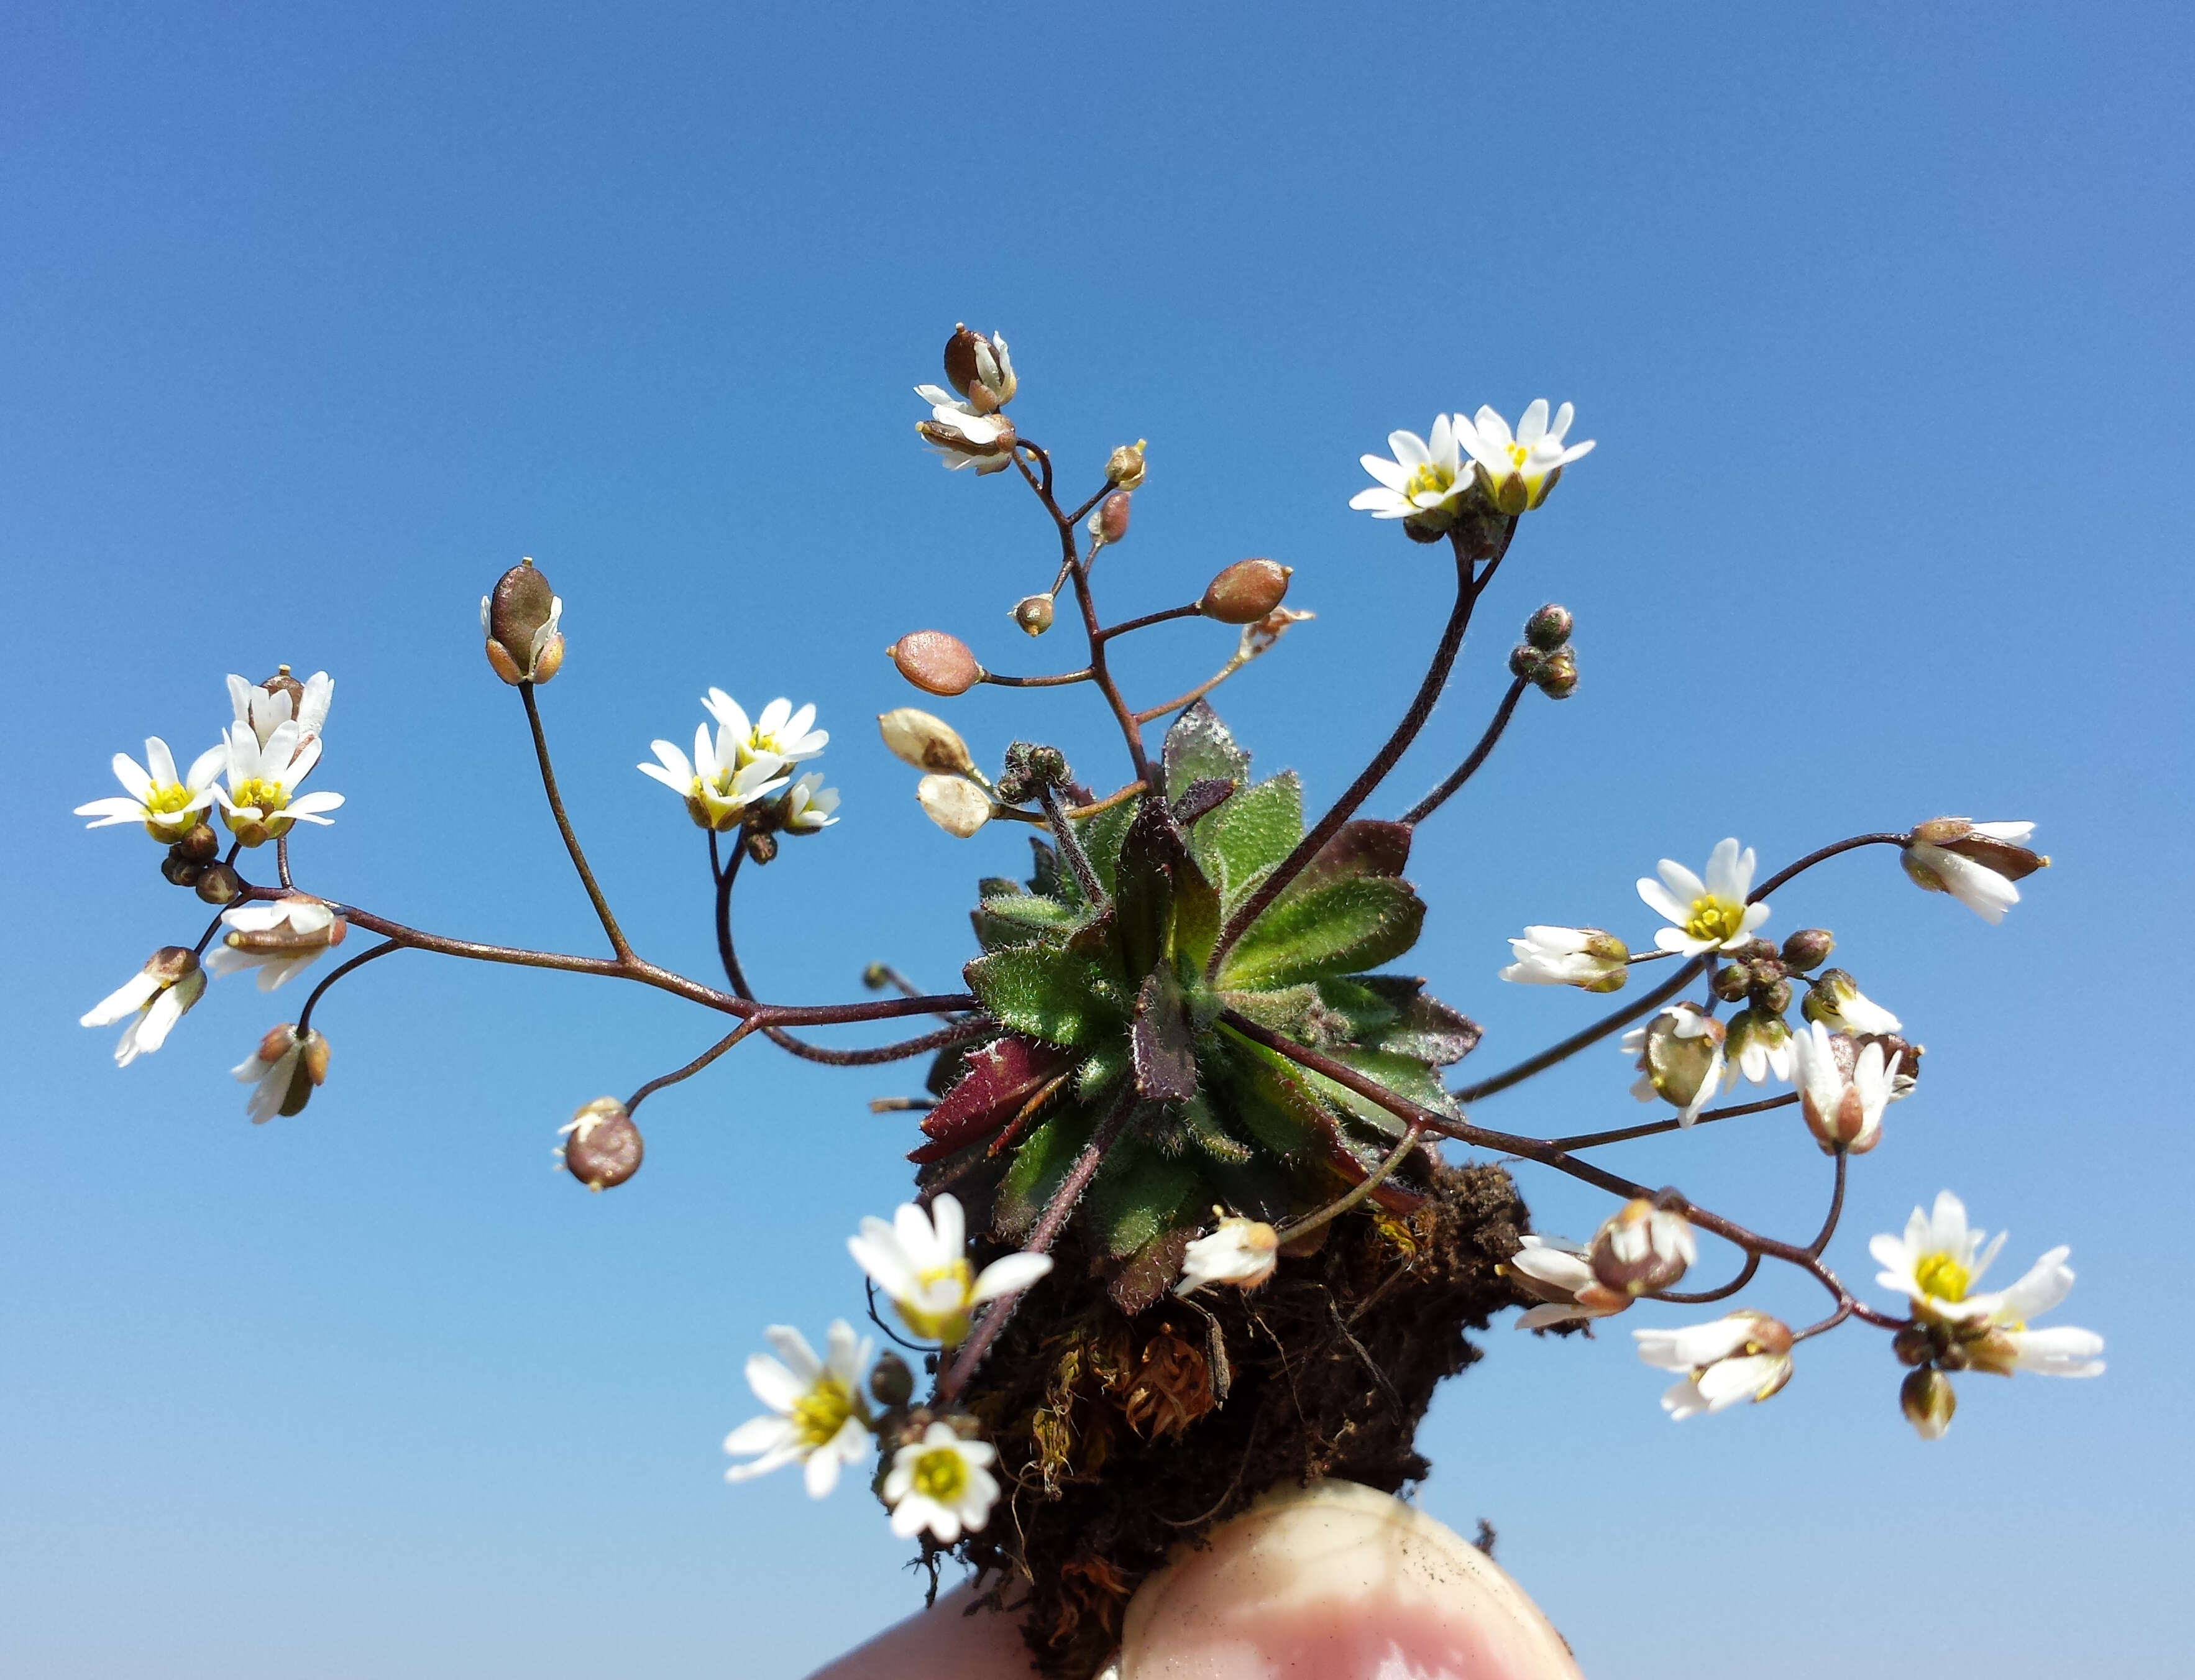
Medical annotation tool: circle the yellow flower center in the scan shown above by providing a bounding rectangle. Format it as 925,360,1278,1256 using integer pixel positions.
145,783,196,818
1684,894,1746,945
1506,442,1531,470
1403,462,1456,501
789,1376,859,1449
1913,1252,1971,1303
910,1445,969,1503
895,1258,976,1343
230,777,288,815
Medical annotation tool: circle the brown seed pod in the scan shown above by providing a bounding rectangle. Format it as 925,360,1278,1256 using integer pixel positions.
484,559,563,686
1199,559,1293,625
887,630,984,697
562,1098,644,1191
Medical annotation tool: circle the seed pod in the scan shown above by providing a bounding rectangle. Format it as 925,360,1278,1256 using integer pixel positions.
1200,559,1293,625
878,709,974,775
1588,1198,1695,1297
1106,440,1147,490
1091,490,1132,544
1011,594,1055,636
1524,604,1573,651
916,774,991,838
1900,1367,1956,1440
887,630,983,697
194,861,242,904
483,558,564,686
869,1351,915,1408
561,1098,643,1191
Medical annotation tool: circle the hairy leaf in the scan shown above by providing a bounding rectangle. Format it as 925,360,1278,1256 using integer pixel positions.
1163,700,1250,799
1181,1092,1254,1165
1086,1131,1200,1257
1287,819,1412,895
1216,874,1426,990
1198,771,1302,906
918,1036,1077,1147
1070,797,1138,902
996,1108,1095,1240
971,891,1082,950
1171,776,1236,827
965,945,1124,1047
1026,836,1063,898
1132,969,1198,1101
1348,976,1483,1066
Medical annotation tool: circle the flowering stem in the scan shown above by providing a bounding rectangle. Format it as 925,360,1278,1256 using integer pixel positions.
626,1018,763,1112
1096,602,1203,642
1037,783,1107,907
1748,832,1910,900
1452,957,1709,1104
1808,1149,1849,1257
1652,1252,1761,1305
520,682,635,964
935,1086,1139,1402
1549,1091,1799,1152
295,938,403,1035
1271,1122,1426,1247
190,907,230,957
1398,674,1530,827
1206,523,1511,980
978,668,1094,688
276,833,293,889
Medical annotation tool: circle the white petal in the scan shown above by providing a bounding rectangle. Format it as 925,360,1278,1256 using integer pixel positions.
970,1251,1053,1303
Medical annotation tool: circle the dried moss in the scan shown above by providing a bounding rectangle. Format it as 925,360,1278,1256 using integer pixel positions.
934,1160,1530,1678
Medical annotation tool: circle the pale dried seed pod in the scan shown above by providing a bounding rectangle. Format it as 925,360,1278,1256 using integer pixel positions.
915,774,991,838
878,709,974,775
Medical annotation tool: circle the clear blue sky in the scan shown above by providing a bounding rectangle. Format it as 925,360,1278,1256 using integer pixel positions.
4,6,2189,1676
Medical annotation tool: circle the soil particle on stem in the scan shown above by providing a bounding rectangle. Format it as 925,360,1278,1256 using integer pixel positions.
938,1161,1531,1678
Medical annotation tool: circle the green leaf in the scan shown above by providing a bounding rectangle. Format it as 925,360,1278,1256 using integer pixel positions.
1170,849,1222,970
1214,983,1322,1037
1208,1033,1323,1159
996,1108,1094,1239
970,891,1081,950
1078,1041,1129,1103
1027,837,1063,898
1086,1131,1200,1257
1284,820,1411,896
1199,771,1303,906
1181,1092,1254,1165
1216,874,1426,990
1316,1044,1461,1126
964,945,1125,1047
1070,797,1138,902
1163,701,1250,801
1344,976,1483,1066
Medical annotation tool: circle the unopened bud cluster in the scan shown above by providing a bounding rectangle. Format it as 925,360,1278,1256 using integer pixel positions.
1508,604,1579,698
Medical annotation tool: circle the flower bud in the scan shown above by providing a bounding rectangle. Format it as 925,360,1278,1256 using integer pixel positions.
878,708,974,776
1711,962,1754,1002
887,631,984,697
194,861,243,904
1089,490,1132,545
917,774,991,838
560,1097,643,1191
1524,604,1573,651
1106,439,1147,490
743,830,778,865
1753,976,1792,1015
1900,1366,1956,1440
1534,650,1578,699
869,1351,915,1408
176,822,221,864
994,741,1070,805
1589,1198,1695,1298
162,850,206,888
1199,558,1293,625
1802,969,1900,1036
1507,643,1546,681
1892,1324,1938,1367
1780,928,1835,971
482,558,565,686
1011,594,1055,636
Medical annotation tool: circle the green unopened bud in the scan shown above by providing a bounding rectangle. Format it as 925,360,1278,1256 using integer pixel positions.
1781,928,1835,971
194,861,242,904
1199,559,1293,625
1754,976,1792,1015
1892,1324,1938,1367
162,850,206,888
869,1351,915,1408
1508,643,1546,680
743,830,777,865
560,1098,643,1191
176,822,220,864
1900,1367,1956,1441
1712,963,1754,1003
482,558,565,686
878,709,974,776
995,741,1070,805
1524,604,1573,651
1106,439,1147,490
887,631,984,697
1534,650,1578,699
1011,594,1055,636
1403,513,1451,544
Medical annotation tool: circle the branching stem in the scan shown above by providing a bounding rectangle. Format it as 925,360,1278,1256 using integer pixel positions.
521,682,635,962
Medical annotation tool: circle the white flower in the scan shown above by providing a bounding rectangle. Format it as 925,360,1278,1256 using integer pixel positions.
1789,1019,1898,1154
204,895,346,991
1505,1234,1626,1329
1802,969,1901,1035
1869,1192,2102,1370
1633,1311,1794,1420
722,1321,876,1497
701,691,828,770
232,1023,328,1124
636,722,790,832
1458,400,1595,514
1902,821,2043,924
916,773,992,838
1349,415,1471,523
777,771,841,833
1500,925,1628,991
847,1193,1053,1345
227,668,334,758
1725,1007,1793,1086
1178,1218,1281,1294
882,1421,1000,1543
1638,837,1771,955
80,948,206,1066
213,720,344,846
75,736,226,842
1621,1004,1725,1125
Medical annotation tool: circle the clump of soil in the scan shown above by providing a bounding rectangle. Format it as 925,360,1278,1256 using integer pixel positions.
944,1161,1530,1678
